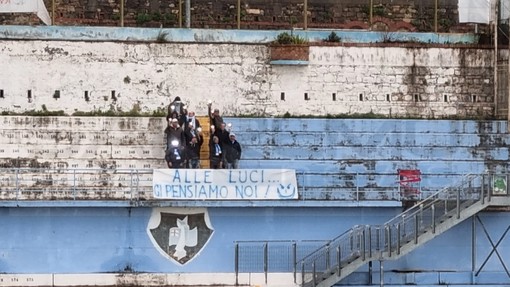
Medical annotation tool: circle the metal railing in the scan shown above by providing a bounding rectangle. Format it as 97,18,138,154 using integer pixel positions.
298,173,498,287
0,168,153,201
0,168,492,203
234,240,330,285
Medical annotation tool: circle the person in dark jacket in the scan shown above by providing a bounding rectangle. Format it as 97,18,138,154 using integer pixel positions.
225,133,241,169
209,135,223,169
214,122,230,168
186,133,204,169
207,102,224,131
164,118,185,168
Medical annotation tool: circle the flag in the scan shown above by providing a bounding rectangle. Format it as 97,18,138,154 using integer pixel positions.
0,0,51,25
458,0,494,24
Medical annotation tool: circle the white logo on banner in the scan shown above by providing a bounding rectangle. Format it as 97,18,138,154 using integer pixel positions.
153,169,298,200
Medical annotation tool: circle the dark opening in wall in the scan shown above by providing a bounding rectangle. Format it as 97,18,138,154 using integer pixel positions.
472,95,477,102
386,94,390,102
111,90,117,101
27,90,32,99
444,95,448,102
280,92,285,101
332,93,336,101
0,90,3,98
53,90,60,99
359,93,363,101
414,94,419,102
304,93,310,101
84,91,90,102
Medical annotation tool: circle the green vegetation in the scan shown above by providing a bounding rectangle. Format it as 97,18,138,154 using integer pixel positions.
156,31,169,43
324,32,341,43
274,32,308,45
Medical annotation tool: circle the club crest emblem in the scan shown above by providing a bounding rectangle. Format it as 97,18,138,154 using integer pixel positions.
147,207,214,265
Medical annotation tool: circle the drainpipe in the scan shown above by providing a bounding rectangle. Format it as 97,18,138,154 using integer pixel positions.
508,13,510,131
494,1,498,117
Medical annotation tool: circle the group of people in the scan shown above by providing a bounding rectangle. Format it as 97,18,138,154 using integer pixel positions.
164,97,242,169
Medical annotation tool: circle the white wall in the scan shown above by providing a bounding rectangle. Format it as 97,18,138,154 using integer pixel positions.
0,40,494,117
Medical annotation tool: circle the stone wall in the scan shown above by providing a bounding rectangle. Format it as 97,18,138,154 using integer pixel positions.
0,0,479,33
0,40,494,118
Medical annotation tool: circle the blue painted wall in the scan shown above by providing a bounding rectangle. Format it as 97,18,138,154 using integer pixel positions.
1,118,509,285
0,206,508,285
227,119,510,199
0,207,400,273
0,25,478,44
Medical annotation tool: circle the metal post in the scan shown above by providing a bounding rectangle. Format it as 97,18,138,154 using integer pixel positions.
414,214,419,244
15,168,19,200
178,0,183,28
52,0,56,25
312,261,316,287
237,0,241,29
301,261,305,287
456,187,461,219
120,0,124,27
130,170,134,200
369,261,373,284
135,170,140,202
356,173,359,200
434,0,438,32
73,169,76,199
494,3,499,116
508,13,510,130
431,204,436,234
481,174,485,205
369,0,373,30
303,0,308,30
368,226,372,258
325,243,330,270
293,242,297,283
185,0,190,28
264,242,268,284
234,243,239,285
386,226,392,257
396,224,401,255
336,246,341,276
488,174,492,203
361,228,366,261
379,260,384,287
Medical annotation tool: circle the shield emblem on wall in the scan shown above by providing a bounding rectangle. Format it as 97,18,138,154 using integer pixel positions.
147,207,214,265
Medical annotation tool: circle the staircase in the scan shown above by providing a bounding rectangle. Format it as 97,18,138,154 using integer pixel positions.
299,173,510,287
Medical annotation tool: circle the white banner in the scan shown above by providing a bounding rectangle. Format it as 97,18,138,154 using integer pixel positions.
458,0,494,24
153,169,298,200
0,0,51,25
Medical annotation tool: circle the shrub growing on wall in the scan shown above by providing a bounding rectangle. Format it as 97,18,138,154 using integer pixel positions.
275,32,308,45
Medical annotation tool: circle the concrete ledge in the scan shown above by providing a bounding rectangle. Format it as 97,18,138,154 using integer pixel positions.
269,60,309,65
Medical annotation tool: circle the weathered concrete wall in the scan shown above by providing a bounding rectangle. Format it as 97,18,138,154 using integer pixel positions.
0,40,494,118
